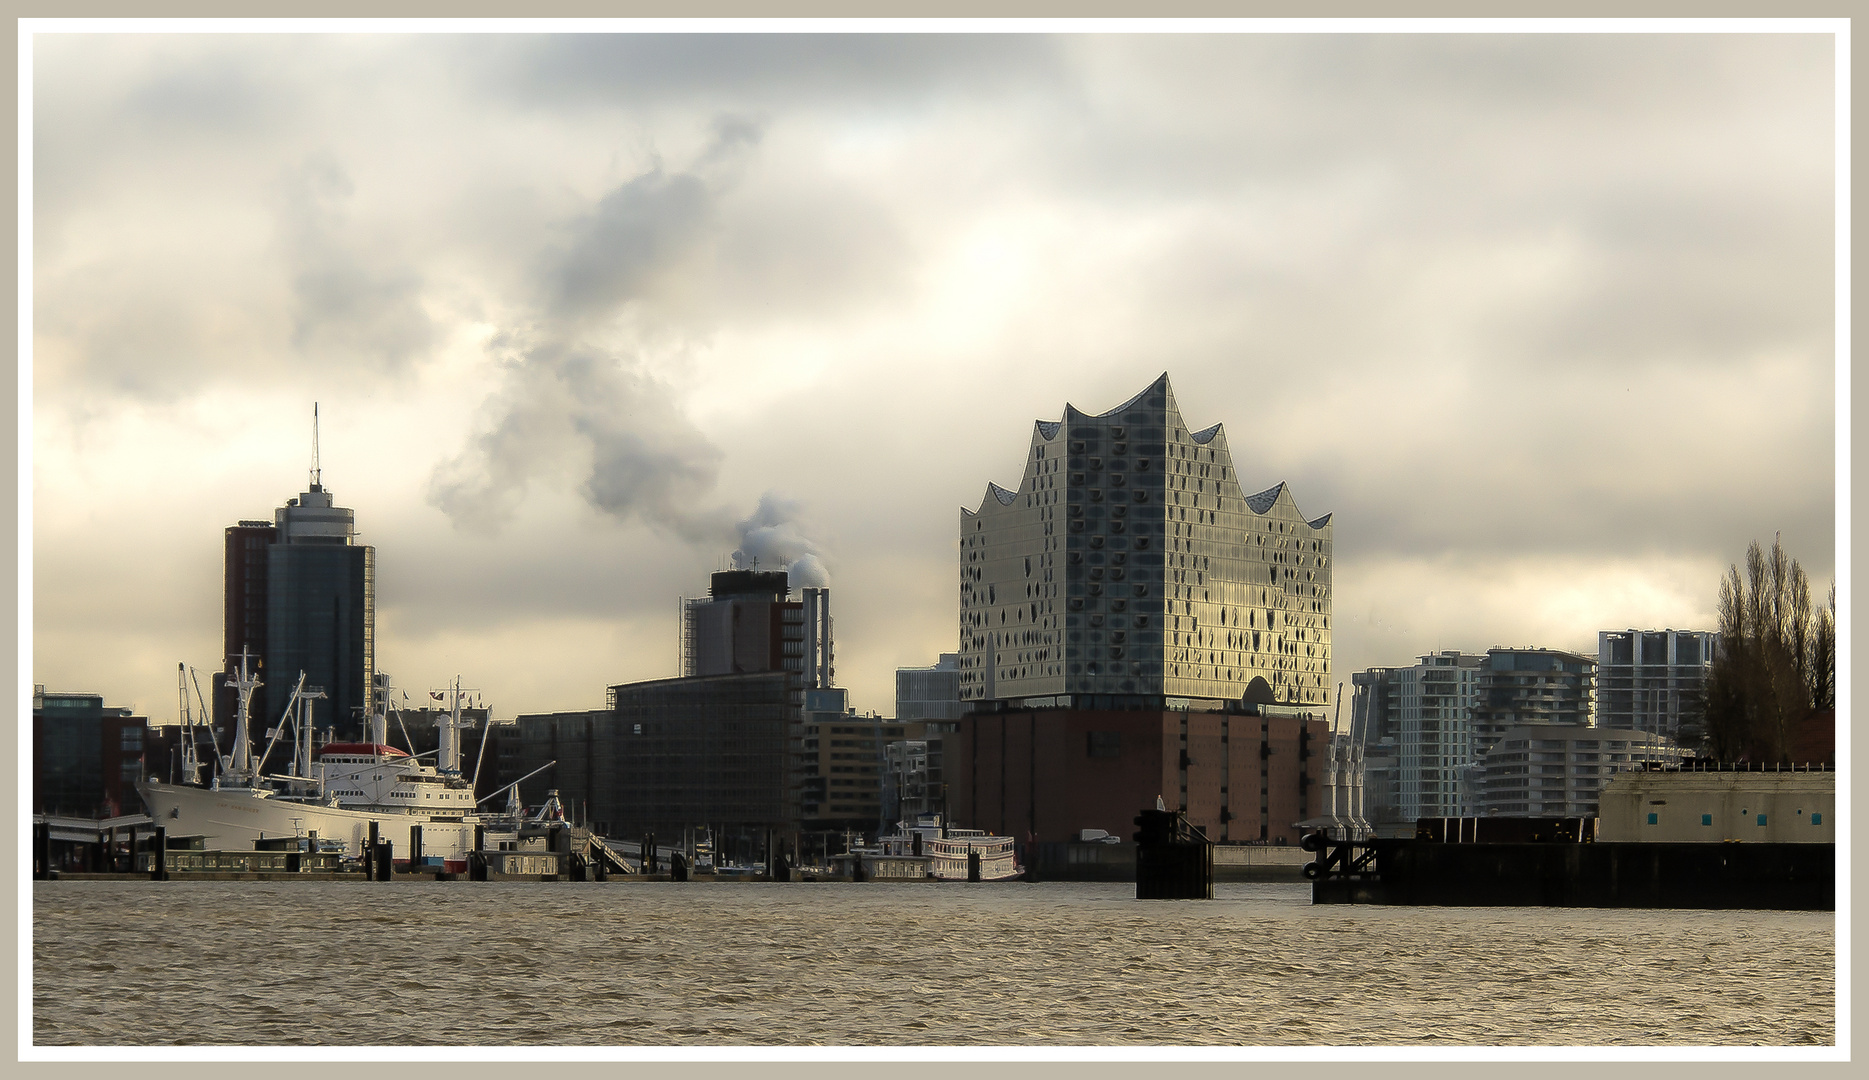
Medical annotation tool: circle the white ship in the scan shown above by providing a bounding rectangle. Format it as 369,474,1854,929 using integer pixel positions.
831,815,1024,882
137,654,534,872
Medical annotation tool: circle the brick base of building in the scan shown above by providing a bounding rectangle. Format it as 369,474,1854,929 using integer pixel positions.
947,706,1328,846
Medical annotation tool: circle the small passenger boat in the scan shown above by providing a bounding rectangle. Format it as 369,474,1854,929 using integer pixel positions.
830,815,1023,882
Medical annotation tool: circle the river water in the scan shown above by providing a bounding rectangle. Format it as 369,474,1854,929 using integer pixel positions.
32,880,1835,1048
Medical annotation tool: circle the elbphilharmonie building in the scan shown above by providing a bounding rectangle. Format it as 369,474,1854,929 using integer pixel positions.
959,373,1334,709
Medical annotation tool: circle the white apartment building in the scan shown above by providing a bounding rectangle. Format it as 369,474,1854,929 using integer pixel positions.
1390,652,1485,819
1480,724,1685,817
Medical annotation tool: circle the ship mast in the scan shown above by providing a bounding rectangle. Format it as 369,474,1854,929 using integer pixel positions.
176,662,199,784
439,677,479,776
225,648,262,787
293,682,325,791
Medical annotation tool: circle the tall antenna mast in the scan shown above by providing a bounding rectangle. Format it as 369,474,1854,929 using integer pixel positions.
311,402,321,490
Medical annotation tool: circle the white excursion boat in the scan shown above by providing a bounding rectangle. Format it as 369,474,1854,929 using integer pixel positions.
137,654,531,872
831,815,1024,882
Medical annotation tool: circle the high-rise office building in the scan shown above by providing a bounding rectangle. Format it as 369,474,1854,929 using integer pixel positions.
32,686,151,817
894,654,963,820
680,570,833,711
958,372,1333,708
499,671,794,842
674,568,838,835
1595,629,1718,743
220,458,375,738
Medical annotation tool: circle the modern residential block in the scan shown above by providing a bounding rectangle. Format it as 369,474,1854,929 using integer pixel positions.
1595,628,1718,743
1479,723,1685,817
1471,647,1597,759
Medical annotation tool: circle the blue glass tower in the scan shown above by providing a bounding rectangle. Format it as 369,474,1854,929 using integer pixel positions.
221,419,376,739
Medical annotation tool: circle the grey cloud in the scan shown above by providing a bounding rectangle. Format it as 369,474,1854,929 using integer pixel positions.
545,167,714,323
708,178,912,321
33,36,300,188
1031,36,1829,235
456,34,1067,111
122,43,301,133
535,116,773,326
1331,475,1835,576
280,154,435,371
431,144,744,536
430,122,887,543
702,113,766,166
33,34,1837,715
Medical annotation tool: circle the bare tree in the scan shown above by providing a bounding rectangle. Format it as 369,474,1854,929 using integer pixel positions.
1810,583,1837,713
1704,535,1833,762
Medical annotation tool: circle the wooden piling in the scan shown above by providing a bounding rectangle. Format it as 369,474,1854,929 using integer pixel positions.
33,822,51,880
1133,808,1213,900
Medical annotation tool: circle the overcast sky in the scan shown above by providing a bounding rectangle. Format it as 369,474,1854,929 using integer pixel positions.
30,31,1837,722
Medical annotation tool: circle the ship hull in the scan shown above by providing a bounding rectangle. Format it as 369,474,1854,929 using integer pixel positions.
138,780,478,869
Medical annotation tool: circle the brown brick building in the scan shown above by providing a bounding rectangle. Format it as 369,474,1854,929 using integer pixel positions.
949,704,1328,846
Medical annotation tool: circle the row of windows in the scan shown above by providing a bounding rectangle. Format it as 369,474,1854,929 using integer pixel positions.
1646,812,1821,827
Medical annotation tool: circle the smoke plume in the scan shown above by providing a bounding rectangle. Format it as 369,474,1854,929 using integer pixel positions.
732,492,831,587
428,337,729,539
428,120,765,538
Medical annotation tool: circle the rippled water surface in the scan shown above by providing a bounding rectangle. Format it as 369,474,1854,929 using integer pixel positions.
34,880,1834,1046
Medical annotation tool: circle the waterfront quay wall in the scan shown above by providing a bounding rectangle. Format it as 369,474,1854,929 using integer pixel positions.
1597,768,1835,843
1312,839,1834,910
1031,841,1311,882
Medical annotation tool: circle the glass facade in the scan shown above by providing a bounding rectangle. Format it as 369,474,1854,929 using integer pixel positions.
959,374,1333,707
896,654,964,721
264,543,373,733
224,482,376,739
